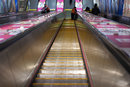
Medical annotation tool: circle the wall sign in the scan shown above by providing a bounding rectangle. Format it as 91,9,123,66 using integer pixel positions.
57,0,64,11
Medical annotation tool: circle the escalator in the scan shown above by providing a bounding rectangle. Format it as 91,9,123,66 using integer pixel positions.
30,20,91,87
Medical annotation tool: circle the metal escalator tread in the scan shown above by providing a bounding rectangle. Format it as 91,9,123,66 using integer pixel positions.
32,20,88,87
32,83,88,85
35,78,88,80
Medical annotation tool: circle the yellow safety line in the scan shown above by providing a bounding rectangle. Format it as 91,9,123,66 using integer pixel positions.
62,26,76,28
36,78,88,80
44,62,83,64
40,69,85,71
48,54,82,55
42,65,83,67
33,83,88,85
46,55,82,58
46,57,82,58
64,9,72,11
45,59,83,61
49,51,81,52
43,65,83,67
38,73,85,75
46,58,82,59
44,61,83,63
29,9,37,11
49,51,81,53
49,50,81,53
45,61,83,62
49,50,81,52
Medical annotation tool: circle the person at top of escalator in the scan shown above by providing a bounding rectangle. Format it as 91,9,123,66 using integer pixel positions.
71,7,78,20
92,4,100,15
41,4,50,14
85,7,90,13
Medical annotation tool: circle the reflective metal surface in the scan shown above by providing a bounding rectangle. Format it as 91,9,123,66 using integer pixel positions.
76,21,130,87
0,19,62,87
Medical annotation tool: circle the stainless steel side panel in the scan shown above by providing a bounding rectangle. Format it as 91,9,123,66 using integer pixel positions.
0,13,64,87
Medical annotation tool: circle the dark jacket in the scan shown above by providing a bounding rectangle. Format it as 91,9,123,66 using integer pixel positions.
92,7,100,15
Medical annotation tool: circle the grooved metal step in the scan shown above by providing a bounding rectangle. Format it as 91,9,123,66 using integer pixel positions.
43,63,84,66
32,83,88,87
35,78,88,83
41,66,84,69
37,73,87,78
39,69,86,75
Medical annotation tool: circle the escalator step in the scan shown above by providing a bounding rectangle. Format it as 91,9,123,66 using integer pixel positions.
43,63,83,66
37,74,87,78
32,83,88,87
45,60,83,62
48,50,81,52
42,65,84,67
39,69,86,74
44,61,83,63
35,78,88,80
48,52,82,53
41,66,84,69
46,57,82,58
35,78,88,83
